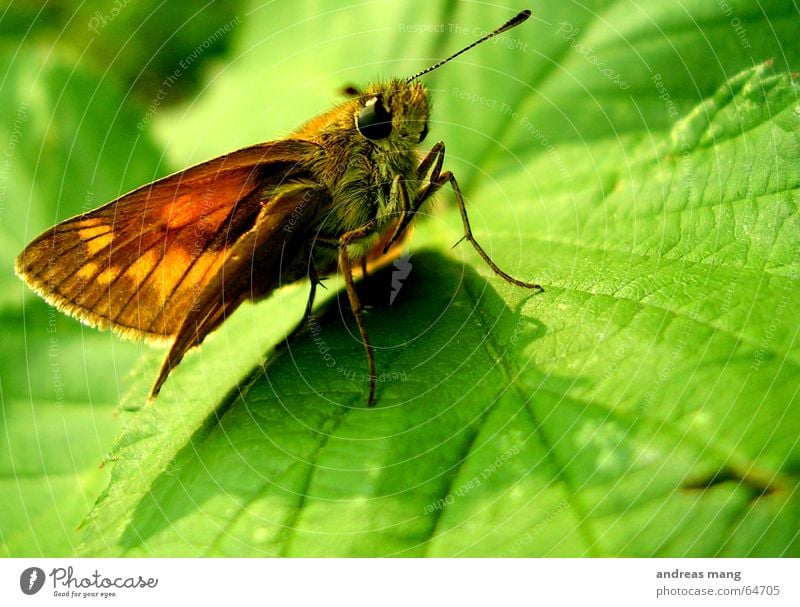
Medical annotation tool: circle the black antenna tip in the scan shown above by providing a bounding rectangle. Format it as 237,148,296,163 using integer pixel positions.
502,9,532,32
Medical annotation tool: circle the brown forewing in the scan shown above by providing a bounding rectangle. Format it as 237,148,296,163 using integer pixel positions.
15,140,320,343
151,181,327,396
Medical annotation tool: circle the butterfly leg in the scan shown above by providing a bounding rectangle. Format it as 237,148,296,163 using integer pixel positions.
335,218,380,406
383,143,445,253
390,141,541,291
282,260,324,344
431,170,542,291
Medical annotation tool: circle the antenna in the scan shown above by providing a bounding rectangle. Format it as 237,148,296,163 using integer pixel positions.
406,9,531,83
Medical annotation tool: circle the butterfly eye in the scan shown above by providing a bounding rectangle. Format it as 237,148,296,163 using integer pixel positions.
357,96,392,140
418,121,428,143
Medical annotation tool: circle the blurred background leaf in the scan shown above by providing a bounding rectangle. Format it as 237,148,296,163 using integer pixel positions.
1,0,798,557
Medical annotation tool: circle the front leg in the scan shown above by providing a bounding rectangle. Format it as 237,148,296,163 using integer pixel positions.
383,142,446,253
392,142,542,291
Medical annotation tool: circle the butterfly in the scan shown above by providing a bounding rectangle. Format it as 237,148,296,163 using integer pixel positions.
16,10,540,407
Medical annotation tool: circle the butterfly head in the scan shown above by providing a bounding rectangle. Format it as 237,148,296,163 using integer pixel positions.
354,80,429,148
352,10,531,150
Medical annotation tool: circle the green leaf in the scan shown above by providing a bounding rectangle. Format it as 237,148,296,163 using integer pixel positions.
3,1,799,557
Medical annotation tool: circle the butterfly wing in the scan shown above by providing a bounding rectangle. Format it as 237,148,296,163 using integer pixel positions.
151,180,328,396
15,140,320,342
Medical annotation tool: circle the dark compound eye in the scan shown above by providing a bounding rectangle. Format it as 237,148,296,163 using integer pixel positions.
357,96,392,140
418,121,428,143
